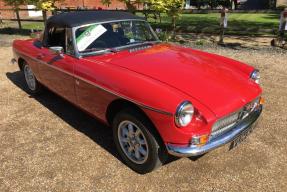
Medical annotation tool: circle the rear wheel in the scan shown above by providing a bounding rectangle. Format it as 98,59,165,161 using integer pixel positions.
112,108,166,174
23,62,42,94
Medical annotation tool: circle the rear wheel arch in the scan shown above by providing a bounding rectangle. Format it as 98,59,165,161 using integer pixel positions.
18,57,25,71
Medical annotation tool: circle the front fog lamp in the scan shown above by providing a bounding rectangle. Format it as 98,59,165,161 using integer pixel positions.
250,70,260,84
175,101,194,127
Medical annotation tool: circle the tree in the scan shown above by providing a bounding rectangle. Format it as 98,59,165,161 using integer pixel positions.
38,1,56,11
208,0,219,9
101,0,112,8
28,0,62,23
195,0,208,9
118,0,137,13
218,0,231,8
146,0,184,35
29,0,64,10
269,0,277,9
194,0,231,9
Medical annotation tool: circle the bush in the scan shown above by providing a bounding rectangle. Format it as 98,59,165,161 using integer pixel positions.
155,28,173,41
190,0,231,9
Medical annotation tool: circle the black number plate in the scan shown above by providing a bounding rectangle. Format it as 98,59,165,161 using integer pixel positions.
229,125,255,150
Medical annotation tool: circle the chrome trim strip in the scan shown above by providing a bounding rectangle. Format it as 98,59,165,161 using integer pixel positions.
14,50,173,116
166,105,263,157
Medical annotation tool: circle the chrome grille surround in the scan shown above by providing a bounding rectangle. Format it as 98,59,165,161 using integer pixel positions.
210,98,260,139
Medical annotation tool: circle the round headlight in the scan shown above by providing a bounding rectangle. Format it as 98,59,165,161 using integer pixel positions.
175,101,194,127
250,70,260,84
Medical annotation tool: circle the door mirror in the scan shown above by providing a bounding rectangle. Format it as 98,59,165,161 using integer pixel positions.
49,46,64,56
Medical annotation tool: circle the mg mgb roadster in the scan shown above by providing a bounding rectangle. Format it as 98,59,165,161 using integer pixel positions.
12,11,263,174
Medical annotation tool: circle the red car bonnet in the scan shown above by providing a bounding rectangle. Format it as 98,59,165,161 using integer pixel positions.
85,43,262,118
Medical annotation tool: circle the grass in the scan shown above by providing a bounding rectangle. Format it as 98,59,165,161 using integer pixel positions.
0,21,44,36
141,13,281,36
22,22,44,30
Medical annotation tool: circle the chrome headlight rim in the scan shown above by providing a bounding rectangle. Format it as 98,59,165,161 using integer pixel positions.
175,101,194,127
250,69,260,84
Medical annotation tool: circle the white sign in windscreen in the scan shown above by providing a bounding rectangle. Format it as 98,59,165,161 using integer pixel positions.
76,24,107,52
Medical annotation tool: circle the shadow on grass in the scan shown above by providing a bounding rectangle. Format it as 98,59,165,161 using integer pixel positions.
218,42,245,50
261,13,281,20
5,70,188,173
0,27,31,36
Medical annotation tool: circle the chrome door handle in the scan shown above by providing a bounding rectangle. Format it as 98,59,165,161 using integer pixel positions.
36,54,45,59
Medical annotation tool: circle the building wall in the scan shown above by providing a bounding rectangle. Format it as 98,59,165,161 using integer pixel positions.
0,0,131,20
56,0,127,9
0,1,29,19
277,0,287,7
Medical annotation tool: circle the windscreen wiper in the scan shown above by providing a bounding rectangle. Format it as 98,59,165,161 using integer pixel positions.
81,47,119,56
104,48,119,53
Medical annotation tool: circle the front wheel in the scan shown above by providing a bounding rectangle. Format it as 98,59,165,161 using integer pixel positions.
112,109,166,174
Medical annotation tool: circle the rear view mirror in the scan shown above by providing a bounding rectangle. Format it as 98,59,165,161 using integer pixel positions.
49,46,64,56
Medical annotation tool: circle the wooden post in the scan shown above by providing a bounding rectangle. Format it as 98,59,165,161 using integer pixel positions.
42,10,47,24
279,8,287,44
219,7,228,44
15,8,22,29
0,12,3,25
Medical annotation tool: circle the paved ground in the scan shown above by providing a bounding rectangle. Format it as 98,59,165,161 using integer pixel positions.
0,35,287,192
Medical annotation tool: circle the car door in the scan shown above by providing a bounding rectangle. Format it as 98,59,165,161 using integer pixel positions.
37,27,76,103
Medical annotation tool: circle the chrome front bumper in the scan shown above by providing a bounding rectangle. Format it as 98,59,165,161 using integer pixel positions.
166,105,263,157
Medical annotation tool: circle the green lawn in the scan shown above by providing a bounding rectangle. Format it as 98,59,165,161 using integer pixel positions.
140,13,281,36
22,22,44,30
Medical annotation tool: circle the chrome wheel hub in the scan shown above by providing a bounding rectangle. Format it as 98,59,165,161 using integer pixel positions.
24,65,36,91
118,120,149,164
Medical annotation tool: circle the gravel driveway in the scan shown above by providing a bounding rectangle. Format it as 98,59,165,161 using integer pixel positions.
0,35,287,192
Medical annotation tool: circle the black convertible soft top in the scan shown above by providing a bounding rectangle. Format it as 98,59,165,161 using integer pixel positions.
46,11,144,28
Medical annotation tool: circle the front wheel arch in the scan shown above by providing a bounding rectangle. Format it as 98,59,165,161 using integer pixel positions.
106,99,166,151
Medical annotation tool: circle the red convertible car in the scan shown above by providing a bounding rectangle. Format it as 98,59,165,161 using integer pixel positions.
12,11,263,173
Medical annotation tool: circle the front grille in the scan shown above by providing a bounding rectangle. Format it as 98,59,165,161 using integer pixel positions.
210,98,260,139
210,111,241,139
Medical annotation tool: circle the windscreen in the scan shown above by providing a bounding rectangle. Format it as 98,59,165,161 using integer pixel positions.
75,20,159,54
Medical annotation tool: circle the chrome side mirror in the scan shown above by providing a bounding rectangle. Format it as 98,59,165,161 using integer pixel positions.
49,46,64,56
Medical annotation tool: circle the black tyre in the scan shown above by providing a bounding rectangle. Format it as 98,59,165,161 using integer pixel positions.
22,61,43,94
112,108,166,174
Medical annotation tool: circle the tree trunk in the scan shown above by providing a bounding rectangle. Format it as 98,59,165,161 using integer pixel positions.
271,0,277,9
172,16,176,38
15,8,22,29
197,0,201,10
